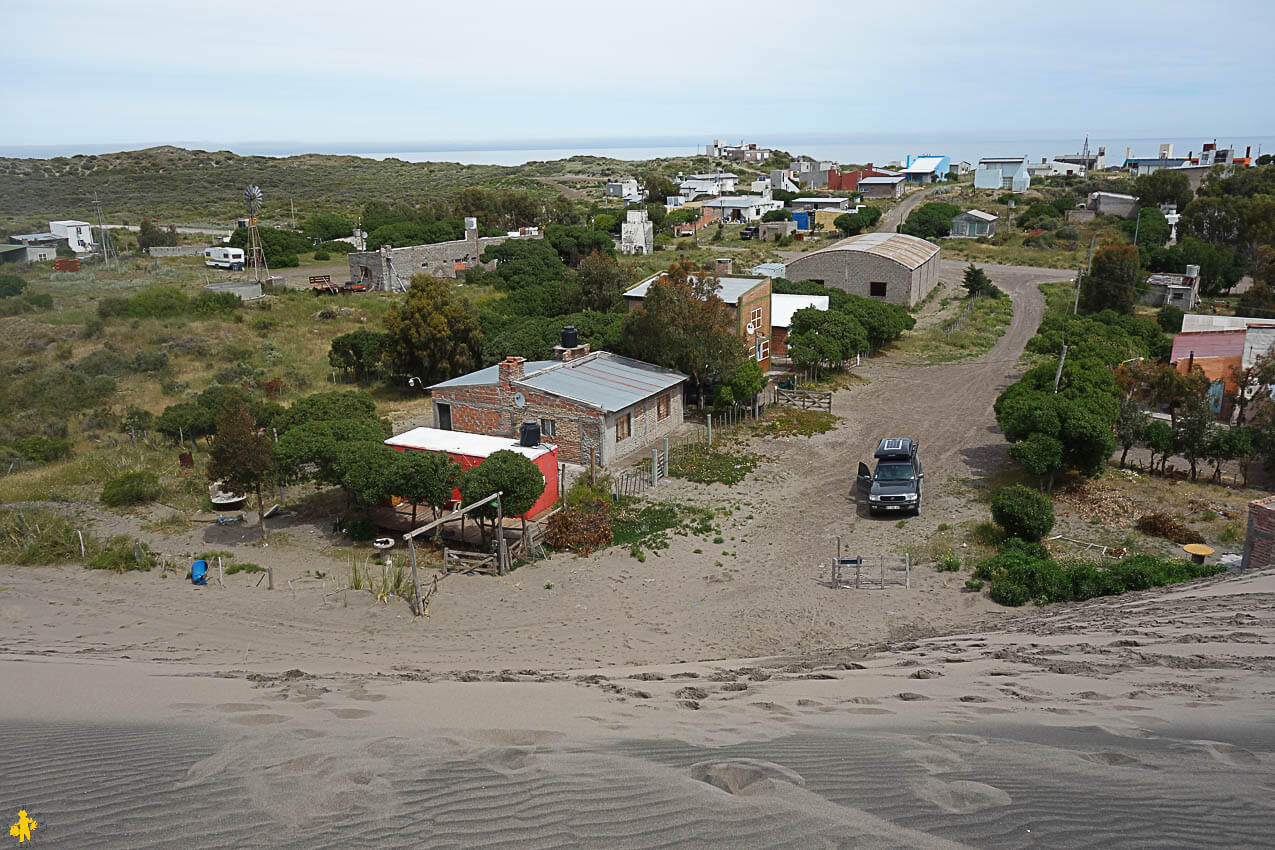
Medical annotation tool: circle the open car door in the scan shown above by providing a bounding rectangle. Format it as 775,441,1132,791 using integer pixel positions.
856,462,872,495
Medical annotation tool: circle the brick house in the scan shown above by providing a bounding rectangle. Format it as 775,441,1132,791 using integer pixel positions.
624,267,773,372
1242,494,1275,569
428,343,686,469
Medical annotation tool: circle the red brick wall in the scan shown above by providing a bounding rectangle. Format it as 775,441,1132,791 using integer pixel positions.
1243,495,1275,568
431,382,605,466
772,326,789,356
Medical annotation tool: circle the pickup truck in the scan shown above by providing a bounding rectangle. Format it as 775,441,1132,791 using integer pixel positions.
858,437,924,515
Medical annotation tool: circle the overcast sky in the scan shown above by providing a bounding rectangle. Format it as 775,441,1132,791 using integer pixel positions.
4,0,1272,152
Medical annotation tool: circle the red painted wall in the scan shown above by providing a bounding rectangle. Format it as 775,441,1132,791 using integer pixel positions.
389,445,559,519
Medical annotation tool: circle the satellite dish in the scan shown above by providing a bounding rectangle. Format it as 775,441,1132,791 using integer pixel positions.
513,392,526,408
746,322,757,336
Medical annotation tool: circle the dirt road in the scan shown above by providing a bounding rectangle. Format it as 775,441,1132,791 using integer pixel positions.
875,184,945,232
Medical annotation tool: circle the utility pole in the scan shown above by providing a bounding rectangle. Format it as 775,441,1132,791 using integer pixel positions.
1053,345,1068,393
1072,269,1083,314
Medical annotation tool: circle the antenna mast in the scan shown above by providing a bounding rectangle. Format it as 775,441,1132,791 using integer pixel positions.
93,192,116,269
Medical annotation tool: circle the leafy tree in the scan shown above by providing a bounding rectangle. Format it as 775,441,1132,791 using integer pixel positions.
272,389,380,435
1174,395,1217,480
0,273,27,298
302,211,353,243
1149,237,1247,295
1122,206,1171,256
137,218,178,251
156,402,215,442
1115,397,1148,468
227,226,310,264
1141,419,1174,474
618,259,744,407
1156,305,1184,333
328,329,388,380
1079,245,1142,315
389,449,460,524
1007,433,1063,484
545,224,615,266
480,238,567,290
667,208,699,228
962,263,993,297
832,208,882,236
274,418,389,485
641,174,679,205
591,212,619,234
901,202,960,239
990,485,1055,540
716,360,765,407
458,450,546,543
208,399,277,542
761,209,792,222
1229,347,1275,426
644,203,668,229
1134,169,1193,212
786,308,867,373
574,251,624,312
1016,203,1061,229
382,274,483,383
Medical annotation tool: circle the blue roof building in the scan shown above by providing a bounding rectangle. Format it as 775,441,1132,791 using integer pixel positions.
903,154,950,184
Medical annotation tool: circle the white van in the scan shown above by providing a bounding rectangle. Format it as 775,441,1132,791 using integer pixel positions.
204,247,245,270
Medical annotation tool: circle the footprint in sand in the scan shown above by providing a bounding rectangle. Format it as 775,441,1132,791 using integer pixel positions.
1196,741,1261,766
902,748,964,774
328,708,373,719
923,734,987,753
913,778,1012,814
228,713,289,726
689,759,805,795
214,703,268,713
1077,751,1144,767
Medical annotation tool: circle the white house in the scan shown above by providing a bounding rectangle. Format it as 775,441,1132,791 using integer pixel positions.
620,209,654,255
49,220,95,254
605,179,644,203
973,157,1031,192
1025,158,1087,178
701,189,784,222
680,173,739,199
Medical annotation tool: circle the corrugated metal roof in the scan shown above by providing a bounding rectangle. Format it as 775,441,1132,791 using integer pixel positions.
385,427,553,461
517,353,686,414
751,262,787,278
957,209,998,222
1146,273,1193,287
1171,330,1245,362
625,274,767,305
771,294,829,328
430,360,558,389
1180,315,1275,333
857,176,904,184
978,157,1026,164
808,232,940,271
0,244,25,254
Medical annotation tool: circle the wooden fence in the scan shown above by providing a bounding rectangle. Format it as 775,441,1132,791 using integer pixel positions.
774,386,833,413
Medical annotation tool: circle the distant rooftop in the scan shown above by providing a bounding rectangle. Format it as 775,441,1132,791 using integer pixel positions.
386,427,553,461
857,175,904,184
809,232,940,271
957,209,998,222
903,156,946,174
625,274,768,305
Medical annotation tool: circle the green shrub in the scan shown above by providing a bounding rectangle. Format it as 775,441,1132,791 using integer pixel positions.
345,517,375,541
78,348,130,377
0,273,28,298
936,551,961,572
192,291,240,316
313,250,331,261
97,296,131,318
273,254,300,268
964,579,984,592
86,536,156,572
314,241,357,255
9,435,73,463
1055,225,1080,241
225,562,265,575
990,485,1055,540
128,286,189,318
131,350,169,373
0,508,86,564
81,316,105,338
1157,305,1185,333
565,476,613,509
101,471,162,507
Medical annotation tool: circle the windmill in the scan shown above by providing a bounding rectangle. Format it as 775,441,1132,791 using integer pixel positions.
244,185,269,283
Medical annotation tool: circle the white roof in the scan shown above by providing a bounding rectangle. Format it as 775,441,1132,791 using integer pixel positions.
1181,315,1275,333
858,175,905,184
50,219,91,227
702,195,771,209
386,427,553,461
903,156,945,174
958,209,998,222
771,294,829,328
625,274,767,305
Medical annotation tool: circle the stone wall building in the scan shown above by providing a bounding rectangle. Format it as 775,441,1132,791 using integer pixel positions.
428,343,686,468
1242,495,1275,569
784,232,941,308
620,209,654,255
346,218,539,290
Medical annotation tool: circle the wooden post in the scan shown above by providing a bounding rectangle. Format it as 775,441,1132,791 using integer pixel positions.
880,555,885,588
651,447,660,486
408,536,423,616
76,530,85,558
217,556,224,587
905,552,911,589
834,536,840,587
707,413,713,445
495,493,507,575
267,566,274,590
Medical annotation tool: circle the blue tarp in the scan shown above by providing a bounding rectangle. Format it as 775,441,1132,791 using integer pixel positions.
191,559,208,585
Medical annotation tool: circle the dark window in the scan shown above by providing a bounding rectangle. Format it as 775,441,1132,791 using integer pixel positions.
870,281,887,297
436,403,452,431
541,418,557,437
616,413,631,442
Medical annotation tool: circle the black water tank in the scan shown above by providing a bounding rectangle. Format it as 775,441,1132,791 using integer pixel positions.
519,420,541,447
561,325,579,349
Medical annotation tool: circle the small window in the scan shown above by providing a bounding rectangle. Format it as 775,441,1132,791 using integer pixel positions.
541,418,557,437
757,337,770,361
616,413,631,442
436,403,452,431
870,281,887,298
657,394,670,421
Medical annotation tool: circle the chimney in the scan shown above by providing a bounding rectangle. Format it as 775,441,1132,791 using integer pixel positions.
1247,145,1252,158
716,257,733,276
498,355,525,384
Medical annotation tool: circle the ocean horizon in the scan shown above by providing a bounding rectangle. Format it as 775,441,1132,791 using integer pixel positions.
2,133,1270,168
